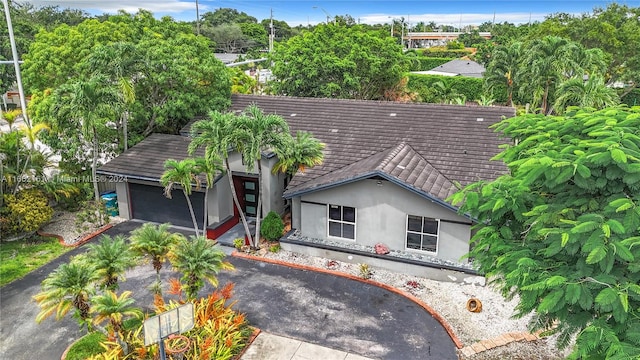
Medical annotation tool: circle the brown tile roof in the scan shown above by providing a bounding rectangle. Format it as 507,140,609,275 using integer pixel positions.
228,94,514,202
98,133,204,181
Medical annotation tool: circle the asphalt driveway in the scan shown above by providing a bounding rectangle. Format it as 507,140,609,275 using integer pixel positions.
0,221,457,359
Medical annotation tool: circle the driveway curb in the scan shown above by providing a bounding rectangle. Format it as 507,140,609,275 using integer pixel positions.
38,223,113,248
231,251,464,349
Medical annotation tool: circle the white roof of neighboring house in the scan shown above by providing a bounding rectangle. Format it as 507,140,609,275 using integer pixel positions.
419,59,486,78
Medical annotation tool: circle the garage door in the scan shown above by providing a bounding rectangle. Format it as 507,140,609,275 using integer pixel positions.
129,183,205,229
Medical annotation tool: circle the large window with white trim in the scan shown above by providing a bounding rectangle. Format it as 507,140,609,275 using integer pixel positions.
328,204,356,240
406,215,439,253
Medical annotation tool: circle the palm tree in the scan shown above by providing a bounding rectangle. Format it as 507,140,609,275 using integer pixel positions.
553,76,620,114
84,235,138,291
169,235,234,300
189,111,254,246
91,290,142,354
236,105,290,247
484,41,523,107
53,75,119,201
130,223,181,288
160,158,202,237
272,131,325,175
521,36,581,114
194,157,223,235
33,258,99,327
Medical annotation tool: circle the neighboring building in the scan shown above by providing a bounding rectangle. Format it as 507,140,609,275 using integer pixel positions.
98,94,514,264
412,59,486,78
213,53,241,64
404,32,491,48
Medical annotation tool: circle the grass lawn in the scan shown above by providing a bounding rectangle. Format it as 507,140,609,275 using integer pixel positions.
65,332,107,360
0,235,72,286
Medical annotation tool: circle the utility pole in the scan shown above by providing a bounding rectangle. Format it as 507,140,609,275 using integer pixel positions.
269,8,274,52
195,0,200,35
2,0,30,127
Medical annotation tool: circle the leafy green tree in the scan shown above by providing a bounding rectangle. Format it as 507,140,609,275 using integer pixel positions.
553,76,620,114
201,8,257,27
450,106,640,359
161,158,202,237
33,258,99,327
169,235,233,301
484,41,523,106
203,23,249,53
269,24,407,100
83,235,138,291
239,23,268,50
260,19,295,42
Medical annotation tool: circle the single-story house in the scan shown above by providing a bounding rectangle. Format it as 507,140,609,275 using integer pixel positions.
412,59,486,78
98,94,514,264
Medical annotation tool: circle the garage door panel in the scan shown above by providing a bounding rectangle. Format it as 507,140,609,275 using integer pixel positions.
129,183,204,229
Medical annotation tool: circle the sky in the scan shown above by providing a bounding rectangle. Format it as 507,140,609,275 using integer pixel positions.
24,1,640,27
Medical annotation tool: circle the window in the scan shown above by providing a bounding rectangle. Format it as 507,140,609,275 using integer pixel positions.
406,215,439,253
328,204,356,240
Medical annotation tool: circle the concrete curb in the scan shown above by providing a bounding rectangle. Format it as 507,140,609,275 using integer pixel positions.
231,251,465,349
38,223,113,248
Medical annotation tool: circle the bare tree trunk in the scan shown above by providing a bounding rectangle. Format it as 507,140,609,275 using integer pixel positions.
254,160,263,249
202,186,208,236
183,189,200,237
225,158,253,246
92,127,100,202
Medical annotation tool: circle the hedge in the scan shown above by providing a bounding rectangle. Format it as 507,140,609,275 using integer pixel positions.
418,48,473,58
408,57,455,71
621,88,640,106
406,73,484,102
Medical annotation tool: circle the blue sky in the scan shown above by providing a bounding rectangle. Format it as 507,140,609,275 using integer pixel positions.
26,1,639,26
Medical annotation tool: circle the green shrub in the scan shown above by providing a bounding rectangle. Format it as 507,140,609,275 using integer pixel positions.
418,47,472,58
269,244,281,253
621,88,640,106
260,211,284,242
233,238,244,249
66,332,107,360
4,189,53,234
446,40,465,50
407,73,485,102
75,199,110,232
408,56,455,71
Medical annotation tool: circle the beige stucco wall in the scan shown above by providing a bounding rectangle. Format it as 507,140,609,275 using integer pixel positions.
295,178,472,262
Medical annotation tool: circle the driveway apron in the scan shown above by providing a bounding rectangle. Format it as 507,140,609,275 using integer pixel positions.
0,221,457,359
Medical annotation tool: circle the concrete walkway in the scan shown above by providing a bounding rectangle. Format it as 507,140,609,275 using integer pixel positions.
0,221,458,359
242,332,374,360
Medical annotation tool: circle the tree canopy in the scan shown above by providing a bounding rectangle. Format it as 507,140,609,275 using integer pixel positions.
451,105,640,359
269,24,407,100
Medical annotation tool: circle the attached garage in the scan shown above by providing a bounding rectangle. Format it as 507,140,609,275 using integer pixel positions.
128,182,204,229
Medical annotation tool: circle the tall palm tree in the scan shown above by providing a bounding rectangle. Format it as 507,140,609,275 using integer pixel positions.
189,111,254,246
84,235,138,291
484,41,523,107
169,235,233,301
194,156,223,235
553,76,620,114
272,131,325,175
130,223,181,286
33,258,99,327
521,36,581,114
161,158,202,237
91,290,142,354
236,105,289,247
53,74,119,201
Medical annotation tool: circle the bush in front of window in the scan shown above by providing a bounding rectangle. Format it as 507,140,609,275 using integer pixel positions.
260,211,284,242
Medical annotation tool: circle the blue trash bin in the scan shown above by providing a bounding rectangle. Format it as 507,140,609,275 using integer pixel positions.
100,192,119,216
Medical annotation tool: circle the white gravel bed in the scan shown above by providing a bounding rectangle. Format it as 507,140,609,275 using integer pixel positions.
261,248,570,359
40,211,126,245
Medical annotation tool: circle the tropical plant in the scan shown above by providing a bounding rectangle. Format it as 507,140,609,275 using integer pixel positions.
3,189,53,234
84,235,138,291
450,106,640,359
194,156,223,235
553,76,620,114
169,235,233,301
484,41,523,107
91,290,142,354
272,131,325,175
189,111,255,247
129,223,181,293
33,257,100,327
235,105,290,248
160,158,202,236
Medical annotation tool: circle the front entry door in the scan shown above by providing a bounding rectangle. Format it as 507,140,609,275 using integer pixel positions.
242,179,259,217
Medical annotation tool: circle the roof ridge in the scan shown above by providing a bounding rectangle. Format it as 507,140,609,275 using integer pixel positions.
377,142,409,170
